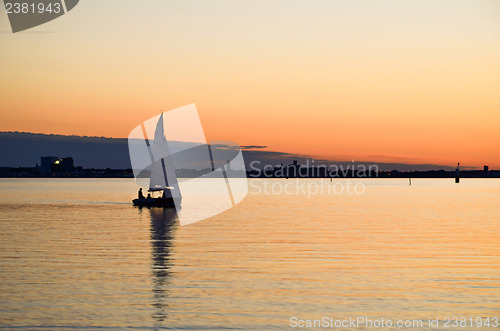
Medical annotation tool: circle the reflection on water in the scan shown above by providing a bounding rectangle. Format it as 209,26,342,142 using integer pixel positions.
148,208,178,328
0,178,498,330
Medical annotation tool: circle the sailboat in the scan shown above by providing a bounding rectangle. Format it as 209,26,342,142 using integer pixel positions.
132,113,182,207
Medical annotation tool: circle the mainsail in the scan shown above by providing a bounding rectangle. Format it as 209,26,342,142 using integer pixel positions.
149,113,181,199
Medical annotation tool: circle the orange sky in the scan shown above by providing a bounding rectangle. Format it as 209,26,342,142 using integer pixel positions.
1,0,499,168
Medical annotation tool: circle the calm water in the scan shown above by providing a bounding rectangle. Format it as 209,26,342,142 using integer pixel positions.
0,178,498,330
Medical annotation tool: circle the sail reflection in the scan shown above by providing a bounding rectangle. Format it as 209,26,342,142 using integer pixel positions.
149,207,178,328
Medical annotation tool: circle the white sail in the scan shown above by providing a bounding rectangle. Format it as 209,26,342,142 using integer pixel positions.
149,113,181,199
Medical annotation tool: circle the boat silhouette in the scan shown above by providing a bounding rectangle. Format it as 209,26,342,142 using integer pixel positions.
133,113,181,207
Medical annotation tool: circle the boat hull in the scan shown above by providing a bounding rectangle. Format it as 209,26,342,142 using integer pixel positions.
132,197,180,207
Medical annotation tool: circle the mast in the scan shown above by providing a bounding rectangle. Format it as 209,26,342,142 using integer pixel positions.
149,113,181,199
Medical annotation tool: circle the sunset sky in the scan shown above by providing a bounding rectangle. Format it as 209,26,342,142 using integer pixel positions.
1,0,499,168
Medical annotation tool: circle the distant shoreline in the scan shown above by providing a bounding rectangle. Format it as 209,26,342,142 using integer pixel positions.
2,131,489,171
1,166,499,179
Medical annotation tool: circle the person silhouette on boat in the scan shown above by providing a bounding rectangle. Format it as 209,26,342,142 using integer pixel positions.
147,193,151,199
138,188,145,199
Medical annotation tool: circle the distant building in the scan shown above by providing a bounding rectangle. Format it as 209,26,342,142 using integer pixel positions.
59,157,74,173
40,156,59,175
484,165,489,174
40,156,75,175
52,157,74,174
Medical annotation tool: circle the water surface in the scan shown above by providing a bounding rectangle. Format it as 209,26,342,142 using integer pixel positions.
0,178,498,330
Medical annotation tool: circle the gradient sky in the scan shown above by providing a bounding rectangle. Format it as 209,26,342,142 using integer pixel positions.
1,0,499,168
